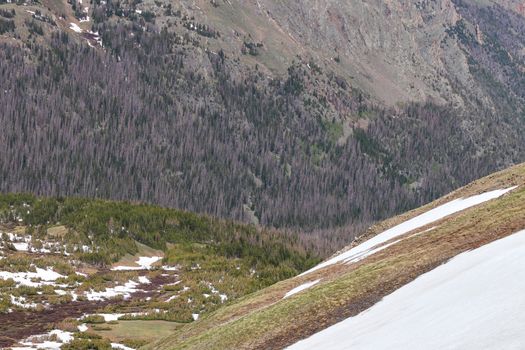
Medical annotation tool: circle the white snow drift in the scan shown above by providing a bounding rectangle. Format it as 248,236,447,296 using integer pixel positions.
13,329,73,350
0,267,65,288
288,229,525,350
85,279,143,301
283,279,321,299
299,186,517,276
111,256,162,271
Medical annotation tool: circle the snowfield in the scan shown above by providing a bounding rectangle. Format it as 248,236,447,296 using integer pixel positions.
288,229,525,350
299,187,517,276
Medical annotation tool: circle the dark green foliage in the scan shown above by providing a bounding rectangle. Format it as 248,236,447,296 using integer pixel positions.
0,193,319,271
61,335,112,350
141,10,155,23
0,17,14,34
0,8,15,18
25,19,44,35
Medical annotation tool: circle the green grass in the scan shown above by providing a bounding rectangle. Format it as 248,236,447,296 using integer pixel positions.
92,320,180,344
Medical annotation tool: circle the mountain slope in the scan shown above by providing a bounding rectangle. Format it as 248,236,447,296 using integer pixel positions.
146,162,525,349
288,229,525,350
0,0,524,234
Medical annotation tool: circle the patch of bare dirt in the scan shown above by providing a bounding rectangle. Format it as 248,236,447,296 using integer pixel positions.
0,272,176,348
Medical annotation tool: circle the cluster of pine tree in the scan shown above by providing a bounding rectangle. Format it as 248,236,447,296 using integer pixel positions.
0,0,524,253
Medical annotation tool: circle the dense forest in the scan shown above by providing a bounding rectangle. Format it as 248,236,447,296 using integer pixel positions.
0,0,524,250
0,192,318,278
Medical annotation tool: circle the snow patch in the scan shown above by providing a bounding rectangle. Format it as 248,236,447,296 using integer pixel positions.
96,313,124,322
17,329,73,349
10,295,37,309
166,295,178,302
137,276,150,284
288,229,525,350
0,268,65,288
69,23,82,33
300,187,517,276
13,242,29,251
84,280,142,301
112,343,135,350
111,256,162,271
283,279,321,299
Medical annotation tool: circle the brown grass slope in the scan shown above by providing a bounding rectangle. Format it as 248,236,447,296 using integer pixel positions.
145,162,525,350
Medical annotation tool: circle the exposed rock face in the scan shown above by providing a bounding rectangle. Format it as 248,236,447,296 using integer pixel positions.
148,0,518,110
120,0,524,109
251,0,461,105
493,0,525,16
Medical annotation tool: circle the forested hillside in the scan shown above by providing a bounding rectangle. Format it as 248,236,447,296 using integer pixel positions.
1,0,524,245
0,193,320,348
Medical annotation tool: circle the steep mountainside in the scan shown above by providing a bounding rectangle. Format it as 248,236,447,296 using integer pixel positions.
0,0,524,239
146,162,525,349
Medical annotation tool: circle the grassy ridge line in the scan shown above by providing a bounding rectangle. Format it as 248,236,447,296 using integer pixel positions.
146,162,525,349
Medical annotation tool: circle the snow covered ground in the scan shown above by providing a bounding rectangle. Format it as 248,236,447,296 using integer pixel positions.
111,343,135,350
84,279,144,301
69,23,82,33
111,256,162,271
283,280,321,299
12,329,73,350
299,187,517,276
0,267,65,288
288,229,525,350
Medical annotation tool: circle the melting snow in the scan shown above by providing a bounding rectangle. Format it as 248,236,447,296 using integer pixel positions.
138,276,150,284
300,187,517,276
82,312,147,322
111,256,162,271
283,279,321,299
166,295,178,302
84,280,142,301
96,313,124,322
112,342,135,350
77,324,88,332
10,295,37,309
288,229,525,350
0,268,65,287
16,329,73,350
13,242,29,251
69,23,82,33
1,233,65,254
